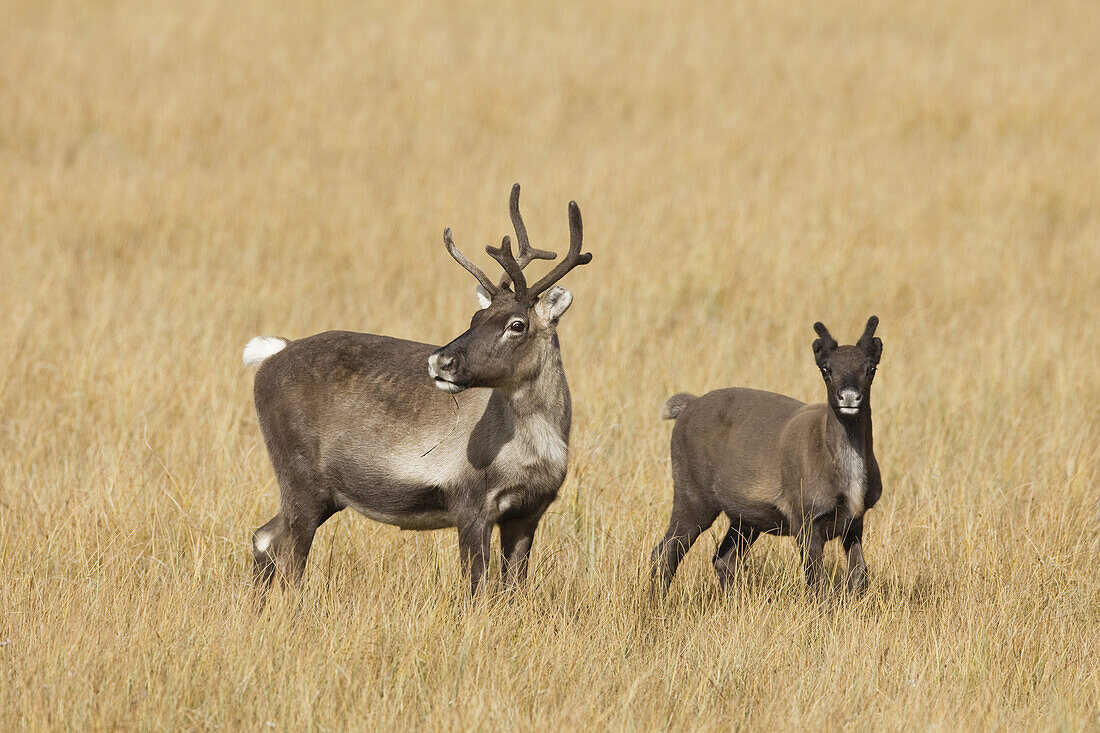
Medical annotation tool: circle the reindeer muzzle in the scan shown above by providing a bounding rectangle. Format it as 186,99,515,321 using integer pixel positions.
836,388,862,416
428,350,467,393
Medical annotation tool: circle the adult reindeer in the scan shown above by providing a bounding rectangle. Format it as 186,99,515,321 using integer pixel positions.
652,317,884,597
242,184,592,598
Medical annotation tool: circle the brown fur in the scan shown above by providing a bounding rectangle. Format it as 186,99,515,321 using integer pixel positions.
651,317,884,596
246,186,591,599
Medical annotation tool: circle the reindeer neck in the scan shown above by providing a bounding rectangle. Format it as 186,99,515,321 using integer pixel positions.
493,335,571,436
825,401,874,460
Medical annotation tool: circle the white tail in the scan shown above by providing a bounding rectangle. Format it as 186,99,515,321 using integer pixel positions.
242,336,287,367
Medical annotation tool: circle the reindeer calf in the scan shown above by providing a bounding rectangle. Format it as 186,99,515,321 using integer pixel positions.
652,317,884,596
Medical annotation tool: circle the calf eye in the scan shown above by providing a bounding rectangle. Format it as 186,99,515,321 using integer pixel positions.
820,366,830,377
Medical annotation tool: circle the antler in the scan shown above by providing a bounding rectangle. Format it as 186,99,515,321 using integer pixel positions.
444,227,498,296
813,322,838,349
526,199,591,298
445,185,592,300
485,184,557,291
858,315,879,346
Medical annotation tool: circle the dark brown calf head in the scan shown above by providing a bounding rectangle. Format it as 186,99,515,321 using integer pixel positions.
812,316,882,419
428,185,591,394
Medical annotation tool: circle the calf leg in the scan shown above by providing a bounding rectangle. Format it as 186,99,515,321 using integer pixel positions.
712,520,759,591
797,520,827,592
650,499,719,598
843,518,867,594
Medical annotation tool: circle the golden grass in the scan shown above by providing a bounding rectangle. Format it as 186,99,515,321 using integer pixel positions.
2,0,1099,728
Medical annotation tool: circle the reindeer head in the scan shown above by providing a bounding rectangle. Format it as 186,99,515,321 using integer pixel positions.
812,316,883,419
428,185,592,394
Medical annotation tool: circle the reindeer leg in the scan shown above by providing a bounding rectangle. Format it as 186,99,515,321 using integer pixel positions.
251,454,338,606
251,514,283,595
650,501,718,598
650,458,719,598
499,512,543,590
251,500,337,605
797,519,827,593
457,515,494,597
843,517,867,594
713,520,759,591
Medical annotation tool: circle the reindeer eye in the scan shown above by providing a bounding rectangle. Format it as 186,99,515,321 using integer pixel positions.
507,320,527,334
820,366,830,377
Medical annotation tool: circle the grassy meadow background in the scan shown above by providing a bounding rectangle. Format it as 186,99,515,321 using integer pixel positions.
2,0,1099,728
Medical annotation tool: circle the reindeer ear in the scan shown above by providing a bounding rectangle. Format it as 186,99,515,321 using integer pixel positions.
864,337,883,365
534,286,572,325
858,315,882,364
812,321,838,362
476,285,493,310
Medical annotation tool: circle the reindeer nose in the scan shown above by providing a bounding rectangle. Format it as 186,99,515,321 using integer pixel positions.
838,388,862,407
429,351,459,377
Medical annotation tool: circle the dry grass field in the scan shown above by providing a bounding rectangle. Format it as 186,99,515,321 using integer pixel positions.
2,0,1099,729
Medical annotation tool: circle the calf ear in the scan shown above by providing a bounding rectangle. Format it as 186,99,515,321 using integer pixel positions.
534,286,573,325
812,321,838,363
858,315,882,364
476,285,493,310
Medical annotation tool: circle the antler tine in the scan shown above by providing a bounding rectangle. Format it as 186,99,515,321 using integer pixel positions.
485,235,528,293
444,227,498,295
486,184,557,292
509,183,557,268
527,200,592,298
